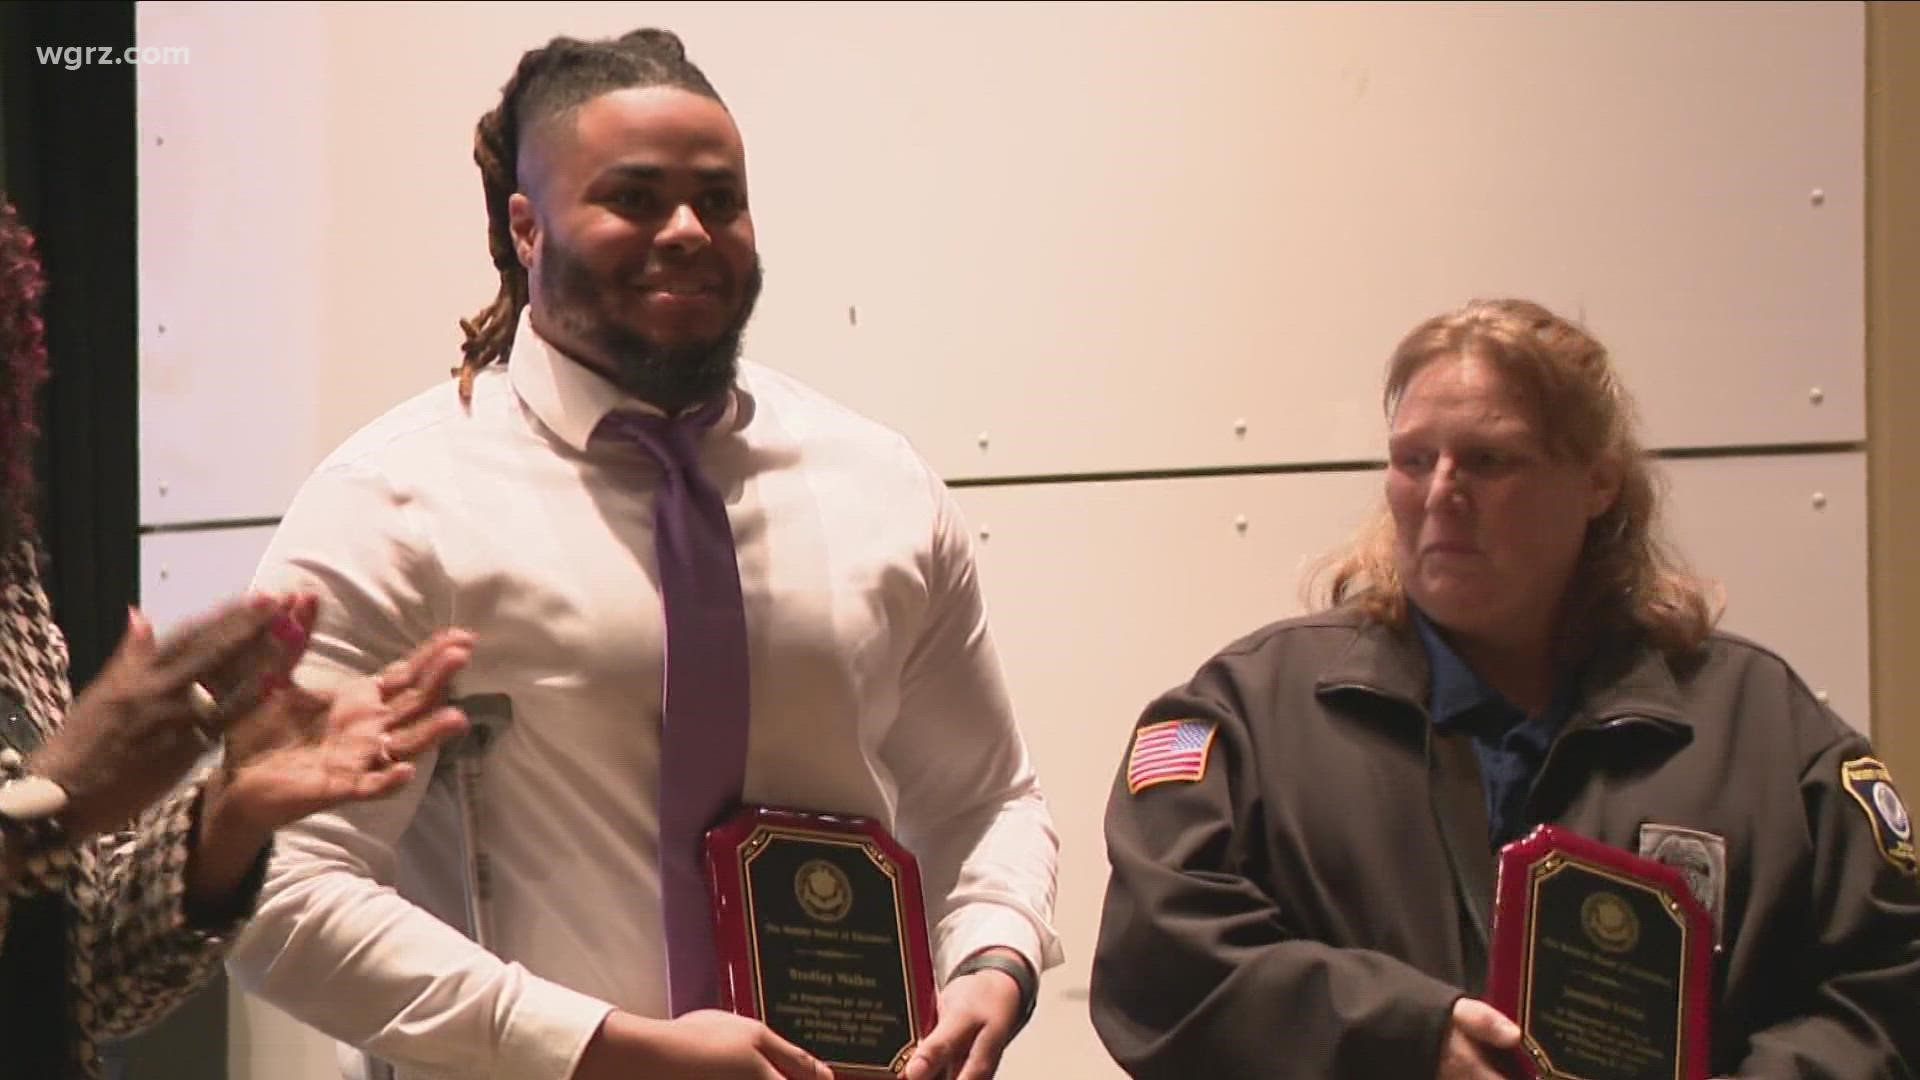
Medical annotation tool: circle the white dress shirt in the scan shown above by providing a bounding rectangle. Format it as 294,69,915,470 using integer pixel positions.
227,312,1063,1080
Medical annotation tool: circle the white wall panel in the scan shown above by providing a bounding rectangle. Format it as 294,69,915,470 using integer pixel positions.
138,2,1864,528
1662,453,1870,726
138,525,278,630
962,471,1371,1080
135,4,339,528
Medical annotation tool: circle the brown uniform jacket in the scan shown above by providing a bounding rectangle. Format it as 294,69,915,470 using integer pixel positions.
1092,609,1920,1079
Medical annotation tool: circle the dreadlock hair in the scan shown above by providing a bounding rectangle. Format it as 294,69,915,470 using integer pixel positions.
457,28,726,404
0,195,51,552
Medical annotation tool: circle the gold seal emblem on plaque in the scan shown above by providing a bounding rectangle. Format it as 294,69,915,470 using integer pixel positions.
1581,891,1639,953
795,859,853,923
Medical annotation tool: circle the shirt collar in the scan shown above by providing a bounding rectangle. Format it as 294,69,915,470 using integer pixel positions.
1314,608,1694,744
1410,606,1513,734
1411,607,1615,750
505,307,745,452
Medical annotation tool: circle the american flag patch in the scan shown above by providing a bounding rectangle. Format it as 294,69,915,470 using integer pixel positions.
1126,719,1218,794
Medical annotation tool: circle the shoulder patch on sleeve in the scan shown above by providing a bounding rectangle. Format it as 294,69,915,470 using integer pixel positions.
1841,756,1917,877
1127,719,1217,795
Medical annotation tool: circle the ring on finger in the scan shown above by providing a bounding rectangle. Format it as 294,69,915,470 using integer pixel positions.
375,733,396,767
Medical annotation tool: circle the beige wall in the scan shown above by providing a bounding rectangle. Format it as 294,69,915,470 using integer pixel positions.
127,4,1876,1078
1869,2,1920,787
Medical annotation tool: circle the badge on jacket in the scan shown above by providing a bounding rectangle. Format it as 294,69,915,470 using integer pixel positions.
1127,719,1217,794
1636,823,1727,947
1841,756,1917,877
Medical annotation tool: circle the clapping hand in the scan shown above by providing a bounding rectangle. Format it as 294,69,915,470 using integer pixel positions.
34,592,307,840
188,616,473,908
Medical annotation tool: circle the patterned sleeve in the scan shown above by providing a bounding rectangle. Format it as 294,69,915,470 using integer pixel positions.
65,774,269,1040
0,749,80,955
0,542,266,1041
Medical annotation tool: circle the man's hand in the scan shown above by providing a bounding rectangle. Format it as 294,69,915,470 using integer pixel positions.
186,626,473,910
1438,998,1521,1080
902,951,1026,1080
572,1009,832,1080
207,627,473,833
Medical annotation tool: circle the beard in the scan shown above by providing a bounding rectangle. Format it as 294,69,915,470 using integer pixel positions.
536,233,764,415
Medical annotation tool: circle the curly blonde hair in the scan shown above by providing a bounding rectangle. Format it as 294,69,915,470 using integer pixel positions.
1309,298,1720,658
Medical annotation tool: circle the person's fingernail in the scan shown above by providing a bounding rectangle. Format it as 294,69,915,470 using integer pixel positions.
268,613,309,652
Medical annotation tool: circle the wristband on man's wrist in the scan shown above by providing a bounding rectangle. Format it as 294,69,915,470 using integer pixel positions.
950,949,1037,1033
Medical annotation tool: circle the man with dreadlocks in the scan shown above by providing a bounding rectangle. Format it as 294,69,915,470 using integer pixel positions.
229,27,1061,1080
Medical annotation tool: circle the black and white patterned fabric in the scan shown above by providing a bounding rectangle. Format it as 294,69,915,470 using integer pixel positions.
0,542,260,1078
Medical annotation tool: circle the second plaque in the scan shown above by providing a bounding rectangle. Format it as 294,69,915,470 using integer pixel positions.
1485,824,1713,1080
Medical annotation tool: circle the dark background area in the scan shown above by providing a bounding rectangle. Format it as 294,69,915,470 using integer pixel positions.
1,0,140,690
1,3,226,1076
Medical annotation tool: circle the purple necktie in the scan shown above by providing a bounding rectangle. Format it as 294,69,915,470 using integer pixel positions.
601,401,751,1016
